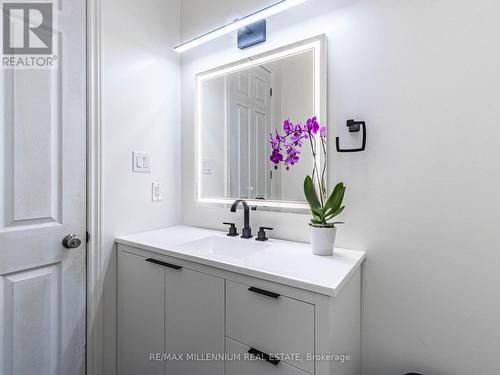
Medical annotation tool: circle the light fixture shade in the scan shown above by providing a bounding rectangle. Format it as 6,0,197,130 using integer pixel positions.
174,0,309,53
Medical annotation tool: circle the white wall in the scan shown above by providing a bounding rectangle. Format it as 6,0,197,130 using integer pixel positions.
100,0,181,373
180,1,500,374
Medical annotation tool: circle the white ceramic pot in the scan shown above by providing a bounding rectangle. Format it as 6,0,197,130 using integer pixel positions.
310,225,337,256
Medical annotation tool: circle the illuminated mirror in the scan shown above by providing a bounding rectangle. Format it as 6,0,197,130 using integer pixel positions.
196,35,326,210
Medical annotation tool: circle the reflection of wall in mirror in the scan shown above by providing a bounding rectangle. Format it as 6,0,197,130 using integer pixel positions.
201,77,227,198
267,51,314,202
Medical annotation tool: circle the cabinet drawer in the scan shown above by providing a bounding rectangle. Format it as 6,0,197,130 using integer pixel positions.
226,338,309,375
226,281,314,374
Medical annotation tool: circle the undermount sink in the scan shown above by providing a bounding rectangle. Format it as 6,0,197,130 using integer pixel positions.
178,235,268,260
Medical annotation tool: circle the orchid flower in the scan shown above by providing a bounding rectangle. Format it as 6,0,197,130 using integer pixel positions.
269,117,344,228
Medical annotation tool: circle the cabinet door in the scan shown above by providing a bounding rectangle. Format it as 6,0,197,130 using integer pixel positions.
118,251,164,375
165,267,225,375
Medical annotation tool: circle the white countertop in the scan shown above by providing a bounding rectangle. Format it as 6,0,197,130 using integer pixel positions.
115,225,366,296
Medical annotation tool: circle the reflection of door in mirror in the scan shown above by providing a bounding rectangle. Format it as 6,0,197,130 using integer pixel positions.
228,67,274,200
226,51,315,203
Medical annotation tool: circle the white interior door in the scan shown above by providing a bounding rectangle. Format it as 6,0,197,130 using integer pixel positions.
228,67,272,199
0,0,86,374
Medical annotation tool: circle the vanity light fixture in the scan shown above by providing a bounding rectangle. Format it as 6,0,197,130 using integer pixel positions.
174,0,310,53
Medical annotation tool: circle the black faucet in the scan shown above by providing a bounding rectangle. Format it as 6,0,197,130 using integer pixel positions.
230,200,252,239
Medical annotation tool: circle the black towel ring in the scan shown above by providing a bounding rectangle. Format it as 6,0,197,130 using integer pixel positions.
336,119,367,153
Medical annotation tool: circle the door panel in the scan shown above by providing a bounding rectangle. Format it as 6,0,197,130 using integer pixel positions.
11,70,60,222
255,77,267,104
238,104,250,198
1,264,61,375
255,110,267,197
0,0,86,374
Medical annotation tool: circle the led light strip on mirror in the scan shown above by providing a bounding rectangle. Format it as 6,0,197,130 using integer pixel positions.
174,0,310,53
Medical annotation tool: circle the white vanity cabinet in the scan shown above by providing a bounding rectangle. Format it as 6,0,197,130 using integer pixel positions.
116,226,366,375
117,249,225,375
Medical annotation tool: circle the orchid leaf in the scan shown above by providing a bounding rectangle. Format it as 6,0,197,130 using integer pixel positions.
311,208,323,220
325,206,345,221
324,182,344,211
327,184,346,214
304,175,321,211
327,205,344,217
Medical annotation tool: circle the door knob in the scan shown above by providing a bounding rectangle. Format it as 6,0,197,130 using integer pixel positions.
62,234,82,249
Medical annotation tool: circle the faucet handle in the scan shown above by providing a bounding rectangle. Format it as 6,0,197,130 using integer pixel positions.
256,227,273,242
223,222,238,237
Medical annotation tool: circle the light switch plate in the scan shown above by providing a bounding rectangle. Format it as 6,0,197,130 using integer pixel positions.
152,182,162,202
132,152,151,173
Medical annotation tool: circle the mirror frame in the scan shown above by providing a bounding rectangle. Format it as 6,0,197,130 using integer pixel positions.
195,34,327,211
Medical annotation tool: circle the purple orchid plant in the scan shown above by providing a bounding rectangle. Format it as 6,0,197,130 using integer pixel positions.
270,117,346,228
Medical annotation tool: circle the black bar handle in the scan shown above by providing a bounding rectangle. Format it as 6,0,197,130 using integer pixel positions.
248,347,280,366
145,258,182,270
248,286,280,299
